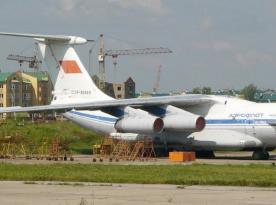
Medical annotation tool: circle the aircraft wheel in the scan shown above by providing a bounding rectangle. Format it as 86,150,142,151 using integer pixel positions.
252,150,269,160
264,151,270,160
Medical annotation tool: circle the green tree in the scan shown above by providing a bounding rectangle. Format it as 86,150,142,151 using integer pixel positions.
192,87,202,94
241,84,257,101
202,87,211,94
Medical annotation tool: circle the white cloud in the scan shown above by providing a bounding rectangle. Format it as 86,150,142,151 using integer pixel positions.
213,41,233,51
234,51,274,67
192,41,234,52
60,0,75,12
108,0,168,15
53,0,168,18
200,16,213,30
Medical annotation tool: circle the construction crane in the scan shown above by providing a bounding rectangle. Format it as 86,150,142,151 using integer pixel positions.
98,34,172,90
7,54,42,70
153,65,162,94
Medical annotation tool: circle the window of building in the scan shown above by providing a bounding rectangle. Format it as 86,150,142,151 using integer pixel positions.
23,93,31,100
117,94,122,98
0,103,3,107
117,86,121,91
0,94,3,98
0,84,3,88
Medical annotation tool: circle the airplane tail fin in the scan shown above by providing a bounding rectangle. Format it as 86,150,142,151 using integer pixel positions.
0,32,113,105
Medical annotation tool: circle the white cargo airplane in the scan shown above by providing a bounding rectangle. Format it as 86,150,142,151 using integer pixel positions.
0,32,276,160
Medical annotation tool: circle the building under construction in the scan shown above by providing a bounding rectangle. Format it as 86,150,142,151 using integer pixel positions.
92,75,135,99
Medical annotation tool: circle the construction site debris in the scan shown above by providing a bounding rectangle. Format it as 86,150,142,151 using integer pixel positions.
0,136,74,161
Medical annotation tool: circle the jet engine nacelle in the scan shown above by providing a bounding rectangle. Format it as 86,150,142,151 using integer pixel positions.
163,115,205,132
115,116,164,134
162,105,205,132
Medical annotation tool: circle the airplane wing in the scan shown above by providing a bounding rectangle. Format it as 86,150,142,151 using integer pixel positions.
0,95,212,113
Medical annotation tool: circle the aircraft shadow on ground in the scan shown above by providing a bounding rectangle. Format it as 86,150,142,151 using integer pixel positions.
210,154,276,161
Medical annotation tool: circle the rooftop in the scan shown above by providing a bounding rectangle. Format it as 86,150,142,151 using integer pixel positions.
255,90,276,102
0,72,13,83
25,71,49,81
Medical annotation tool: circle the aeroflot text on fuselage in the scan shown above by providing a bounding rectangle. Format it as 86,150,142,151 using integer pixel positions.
229,113,264,118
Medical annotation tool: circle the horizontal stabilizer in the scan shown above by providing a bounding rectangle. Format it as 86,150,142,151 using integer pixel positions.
0,32,71,41
0,32,88,44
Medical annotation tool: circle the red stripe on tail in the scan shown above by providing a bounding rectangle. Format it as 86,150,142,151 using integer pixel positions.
59,60,82,73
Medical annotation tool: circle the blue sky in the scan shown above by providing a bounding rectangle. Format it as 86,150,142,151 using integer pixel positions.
0,0,276,92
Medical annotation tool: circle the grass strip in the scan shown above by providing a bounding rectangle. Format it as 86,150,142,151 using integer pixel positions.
0,163,276,187
0,119,101,154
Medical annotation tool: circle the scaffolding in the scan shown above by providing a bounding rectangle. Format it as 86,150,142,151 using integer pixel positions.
111,140,131,160
0,134,74,161
0,138,29,159
36,138,49,160
129,137,156,161
34,137,71,161
93,136,156,162
49,138,61,160
99,137,115,158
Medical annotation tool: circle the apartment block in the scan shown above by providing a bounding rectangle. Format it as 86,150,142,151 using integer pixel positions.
0,71,52,108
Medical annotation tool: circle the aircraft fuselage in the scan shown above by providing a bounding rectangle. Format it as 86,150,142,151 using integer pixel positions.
63,95,276,152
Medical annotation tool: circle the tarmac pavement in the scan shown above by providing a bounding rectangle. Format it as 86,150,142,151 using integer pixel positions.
0,181,275,205
1,152,276,165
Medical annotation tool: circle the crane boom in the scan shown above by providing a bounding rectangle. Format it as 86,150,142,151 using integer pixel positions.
105,47,172,57
97,34,172,91
7,54,36,63
7,54,41,69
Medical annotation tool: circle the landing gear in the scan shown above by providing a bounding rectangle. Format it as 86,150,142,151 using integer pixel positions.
196,150,215,159
252,150,270,160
